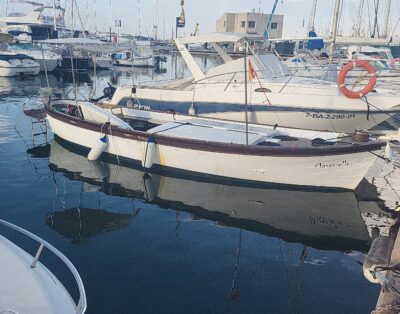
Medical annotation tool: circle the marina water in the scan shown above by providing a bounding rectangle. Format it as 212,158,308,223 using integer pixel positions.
0,56,386,314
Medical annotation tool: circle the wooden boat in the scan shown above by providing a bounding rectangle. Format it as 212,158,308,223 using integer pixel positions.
45,99,387,190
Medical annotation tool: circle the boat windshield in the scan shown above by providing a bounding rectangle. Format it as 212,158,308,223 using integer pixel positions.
257,54,292,78
362,50,394,60
8,43,40,51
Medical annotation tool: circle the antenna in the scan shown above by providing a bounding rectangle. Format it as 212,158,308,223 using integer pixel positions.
138,0,141,37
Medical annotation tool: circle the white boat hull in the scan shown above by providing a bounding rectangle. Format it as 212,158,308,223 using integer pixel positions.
110,86,400,133
0,60,40,77
115,57,152,67
47,112,380,190
37,58,60,72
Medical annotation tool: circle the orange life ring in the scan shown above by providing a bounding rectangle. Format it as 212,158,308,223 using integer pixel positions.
338,60,377,99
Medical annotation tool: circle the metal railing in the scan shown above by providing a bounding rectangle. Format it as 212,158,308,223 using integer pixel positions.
0,219,87,314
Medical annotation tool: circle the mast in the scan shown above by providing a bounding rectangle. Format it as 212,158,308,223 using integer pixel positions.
329,0,341,63
53,0,57,30
307,0,318,33
244,41,249,146
372,0,380,38
153,0,158,39
355,0,366,37
383,0,392,39
138,0,141,37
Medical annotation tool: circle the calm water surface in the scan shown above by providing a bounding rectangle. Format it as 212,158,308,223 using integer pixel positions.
0,57,389,313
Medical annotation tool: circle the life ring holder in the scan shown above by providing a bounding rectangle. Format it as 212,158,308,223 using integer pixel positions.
390,58,400,68
338,60,377,99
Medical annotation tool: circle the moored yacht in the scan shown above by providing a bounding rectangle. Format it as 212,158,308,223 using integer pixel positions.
103,33,400,133
0,51,40,77
2,42,61,72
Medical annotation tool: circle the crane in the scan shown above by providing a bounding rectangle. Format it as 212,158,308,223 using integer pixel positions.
264,0,279,38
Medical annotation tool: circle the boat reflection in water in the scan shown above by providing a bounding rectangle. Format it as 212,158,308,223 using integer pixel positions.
44,138,393,251
46,207,136,244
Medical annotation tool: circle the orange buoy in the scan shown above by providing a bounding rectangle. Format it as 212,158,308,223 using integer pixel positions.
338,60,377,99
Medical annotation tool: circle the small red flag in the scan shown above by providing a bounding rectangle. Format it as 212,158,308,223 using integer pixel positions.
248,60,256,81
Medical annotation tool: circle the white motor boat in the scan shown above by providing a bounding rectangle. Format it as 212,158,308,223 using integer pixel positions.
285,46,400,90
89,55,114,70
0,219,86,314
2,42,61,72
104,33,400,133
45,100,388,190
113,50,153,67
0,51,40,77
113,40,153,67
0,2,64,43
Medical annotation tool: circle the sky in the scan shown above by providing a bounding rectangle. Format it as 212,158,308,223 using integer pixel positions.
2,0,400,39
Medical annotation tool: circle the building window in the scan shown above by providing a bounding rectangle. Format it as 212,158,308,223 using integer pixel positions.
241,21,245,28
271,22,278,30
248,21,256,28
223,21,226,27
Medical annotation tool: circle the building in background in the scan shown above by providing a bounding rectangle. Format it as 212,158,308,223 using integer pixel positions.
216,11,284,39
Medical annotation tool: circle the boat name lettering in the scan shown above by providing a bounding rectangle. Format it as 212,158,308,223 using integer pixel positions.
305,113,356,120
133,104,151,111
309,216,341,228
314,160,349,169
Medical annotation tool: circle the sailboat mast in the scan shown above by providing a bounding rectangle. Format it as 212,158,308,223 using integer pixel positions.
329,0,341,63
383,0,392,39
355,0,365,37
154,0,158,39
307,0,318,33
53,0,57,30
138,0,141,37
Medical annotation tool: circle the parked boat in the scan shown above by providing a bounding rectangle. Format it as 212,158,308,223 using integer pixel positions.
45,99,387,190
285,46,400,89
0,219,86,313
102,33,400,133
38,38,125,71
0,51,40,77
0,1,63,43
2,42,61,72
113,50,153,68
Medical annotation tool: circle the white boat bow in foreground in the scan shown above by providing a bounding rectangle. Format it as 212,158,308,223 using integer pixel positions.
0,219,87,314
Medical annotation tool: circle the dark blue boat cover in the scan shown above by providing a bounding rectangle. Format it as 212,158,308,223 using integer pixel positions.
0,54,34,61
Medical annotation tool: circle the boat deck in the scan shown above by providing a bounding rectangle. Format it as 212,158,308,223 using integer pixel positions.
0,235,76,314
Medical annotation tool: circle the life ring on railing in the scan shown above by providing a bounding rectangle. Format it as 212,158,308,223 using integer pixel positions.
338,60,377,99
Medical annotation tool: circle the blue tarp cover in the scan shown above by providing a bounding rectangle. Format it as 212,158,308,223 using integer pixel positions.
307,31,324,50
